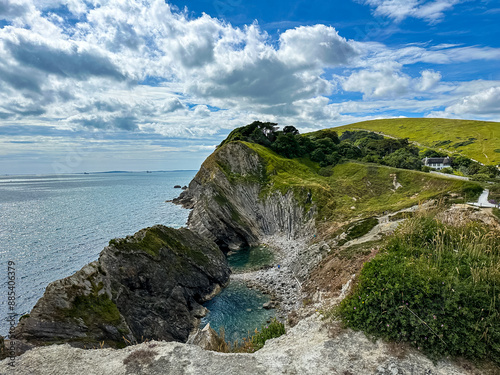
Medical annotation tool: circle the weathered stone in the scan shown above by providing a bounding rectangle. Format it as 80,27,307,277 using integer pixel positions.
13,226,230,350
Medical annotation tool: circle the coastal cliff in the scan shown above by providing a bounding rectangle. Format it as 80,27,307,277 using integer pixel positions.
174,141,316,251
13,225,230,348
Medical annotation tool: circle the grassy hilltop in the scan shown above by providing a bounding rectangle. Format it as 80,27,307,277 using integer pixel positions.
243,142,479,223
335,118,500,166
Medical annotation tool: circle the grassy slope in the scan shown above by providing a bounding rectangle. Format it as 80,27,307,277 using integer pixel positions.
243,142,479,223
334,118,500,165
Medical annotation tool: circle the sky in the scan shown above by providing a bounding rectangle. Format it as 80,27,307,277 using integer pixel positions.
0,0,499,174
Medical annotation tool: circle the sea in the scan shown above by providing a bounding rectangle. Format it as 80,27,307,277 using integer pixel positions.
0,171,273,341
0,171,194,337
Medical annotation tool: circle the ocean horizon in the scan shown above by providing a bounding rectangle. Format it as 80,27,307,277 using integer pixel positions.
0,170,196,336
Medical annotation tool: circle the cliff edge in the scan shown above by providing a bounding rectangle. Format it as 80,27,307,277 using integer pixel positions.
12,225,230,349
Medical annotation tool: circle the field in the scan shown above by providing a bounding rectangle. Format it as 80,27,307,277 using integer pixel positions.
334,118,500,166
244,142,481,223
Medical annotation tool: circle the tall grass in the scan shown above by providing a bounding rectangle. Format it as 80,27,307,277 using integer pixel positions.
338,211,500,364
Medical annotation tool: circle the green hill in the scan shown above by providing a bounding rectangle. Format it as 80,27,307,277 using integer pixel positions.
243,142,481,223
334,118,499,166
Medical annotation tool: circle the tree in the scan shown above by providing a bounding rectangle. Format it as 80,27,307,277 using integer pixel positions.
272,133,303,158
282,126,299,135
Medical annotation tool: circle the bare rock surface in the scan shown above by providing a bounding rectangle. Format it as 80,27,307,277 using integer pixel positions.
13,226,230,349
1,315,471,375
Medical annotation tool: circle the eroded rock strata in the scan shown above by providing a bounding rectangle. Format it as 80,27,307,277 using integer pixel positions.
13,225,230,348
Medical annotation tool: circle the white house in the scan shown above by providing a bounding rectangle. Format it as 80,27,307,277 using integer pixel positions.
422,156,452,170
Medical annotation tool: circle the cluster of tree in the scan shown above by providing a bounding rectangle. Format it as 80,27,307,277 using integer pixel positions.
219,122,500,178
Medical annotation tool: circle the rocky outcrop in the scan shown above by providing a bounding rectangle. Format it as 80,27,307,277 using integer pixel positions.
174,142,316,251
13,225,230,349
0,315,478,375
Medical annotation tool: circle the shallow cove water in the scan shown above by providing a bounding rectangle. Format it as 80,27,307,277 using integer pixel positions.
201,246,276,342
227,245,274,271
201,280,274,343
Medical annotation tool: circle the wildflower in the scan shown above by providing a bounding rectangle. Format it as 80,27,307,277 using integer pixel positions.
433,315,436,319
354,307,356,310
441,324,444,327
386,324,389,327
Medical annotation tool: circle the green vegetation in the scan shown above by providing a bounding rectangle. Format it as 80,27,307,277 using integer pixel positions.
493,208,500,221
489,183,500,205
62,282,121,326
232,318,286,353
243,142,480,222
247,318,286,351
337,213,500,364
337,217,379,246
212,318,286,353
335,118,500,165
109,226,211,266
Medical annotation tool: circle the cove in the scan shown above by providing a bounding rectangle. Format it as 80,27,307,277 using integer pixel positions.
227,245,274,272
201,280,275,343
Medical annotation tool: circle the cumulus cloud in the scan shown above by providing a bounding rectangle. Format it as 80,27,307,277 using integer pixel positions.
277,25,358,67
3,33,126,81
445,86,500,115
417,70,442,91
0,0,31,21
361,0,462,23
340,63,411,98
0,0,498,149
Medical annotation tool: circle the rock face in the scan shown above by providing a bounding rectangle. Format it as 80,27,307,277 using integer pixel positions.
0,315,474,375
174,142,316,251
13,225,230,348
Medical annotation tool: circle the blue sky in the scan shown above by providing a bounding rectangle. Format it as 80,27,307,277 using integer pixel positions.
0,0,499,174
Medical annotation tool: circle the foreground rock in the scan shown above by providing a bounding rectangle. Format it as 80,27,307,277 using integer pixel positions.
13,225,230,349
1,315,476,375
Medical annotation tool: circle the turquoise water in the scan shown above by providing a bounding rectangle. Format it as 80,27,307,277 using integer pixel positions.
227,245,274,272
0,171,195,336
201,280,275,343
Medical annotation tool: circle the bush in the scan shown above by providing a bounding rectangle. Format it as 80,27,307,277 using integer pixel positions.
338,215,500,364
470,173,491,182
440,167,453,174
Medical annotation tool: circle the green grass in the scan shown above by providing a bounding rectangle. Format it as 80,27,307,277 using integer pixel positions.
337,217,379,246
62,282,121,326
337,213,500,364
493,208,500,221
243,142,481,223
109,226,212,267
334,118,500,165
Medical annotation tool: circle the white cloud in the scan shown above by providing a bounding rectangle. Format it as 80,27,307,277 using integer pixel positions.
445,86,500,115
417,70,442,91
361,0,462,23
0,0,499,164
339,63,411,98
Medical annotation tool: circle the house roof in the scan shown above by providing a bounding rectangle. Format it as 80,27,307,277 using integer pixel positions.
422,157,451,164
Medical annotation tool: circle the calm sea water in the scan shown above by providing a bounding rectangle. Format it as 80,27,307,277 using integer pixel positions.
201,280,274,343
0,171,195,336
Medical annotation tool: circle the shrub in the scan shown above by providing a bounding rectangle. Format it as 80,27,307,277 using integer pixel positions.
440,167,453,174
338,215,500,364
470,173,491,182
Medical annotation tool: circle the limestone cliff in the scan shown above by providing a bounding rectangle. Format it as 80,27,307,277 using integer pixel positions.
13,225,230,348
174,142,316,251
